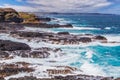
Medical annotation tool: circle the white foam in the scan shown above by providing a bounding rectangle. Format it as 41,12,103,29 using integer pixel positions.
23,27,52,32
85,49,94,59
80,61,106,76
104,35,120,42
105,27,111,30
5,72,31,80
52,27,101,31
73,27,101,30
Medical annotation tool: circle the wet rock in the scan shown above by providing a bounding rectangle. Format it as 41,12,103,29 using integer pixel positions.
47,66,78,75
0,26,7,30
0,63,34,77
0,23,24,32
94,35,107,40
39,17,51,22
0,40,31,51
79,37,92,43
0,51,9,58
57,32,70,35
93,35,107,43
9,76,38,80
22,23,73,28
10,31,108,45
60,24,73,28
11,31,43,37
0,47,62,59
29,51,50,58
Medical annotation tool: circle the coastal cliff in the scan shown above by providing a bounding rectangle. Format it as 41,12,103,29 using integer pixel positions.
0,8,40,23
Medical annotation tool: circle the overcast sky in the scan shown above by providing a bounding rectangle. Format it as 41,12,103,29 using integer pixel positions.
0,0,120,14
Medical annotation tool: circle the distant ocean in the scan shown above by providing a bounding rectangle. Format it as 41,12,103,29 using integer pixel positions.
38,13,120,78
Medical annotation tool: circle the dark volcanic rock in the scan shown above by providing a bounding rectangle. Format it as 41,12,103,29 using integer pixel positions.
57,32,70,35
1,47,61,59
60,24,73,28
0,51,9,58
9,76,38,80
94,35,107,40
0,40,31,51
10,31,108,45
0,23,24,31
93,35,107,43
79,37,92,43
22,23,73,28
0,63,34,77
11,31,43,37
39,17,51,22
11,50,50,58
29,51,50,58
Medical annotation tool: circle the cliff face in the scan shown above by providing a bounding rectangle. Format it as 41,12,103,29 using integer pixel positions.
0,8,5,22
0,8,40,23
0,8,23,23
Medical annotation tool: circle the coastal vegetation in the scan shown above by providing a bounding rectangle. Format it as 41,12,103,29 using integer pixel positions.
18,12,40,23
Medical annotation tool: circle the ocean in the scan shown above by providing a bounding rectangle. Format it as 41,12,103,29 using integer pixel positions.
1,13,119,78
42,13,120,78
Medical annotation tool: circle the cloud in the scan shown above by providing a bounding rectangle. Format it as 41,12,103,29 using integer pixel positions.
25,0,112,12
1,0,112,12
0,4,40,12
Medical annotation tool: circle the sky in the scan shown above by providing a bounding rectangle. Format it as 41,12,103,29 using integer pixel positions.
0,0,120,14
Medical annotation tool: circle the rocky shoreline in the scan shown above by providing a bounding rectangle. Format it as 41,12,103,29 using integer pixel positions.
0,8,120,80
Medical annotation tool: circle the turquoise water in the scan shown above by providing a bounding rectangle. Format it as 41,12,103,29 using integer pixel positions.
45,13,120,77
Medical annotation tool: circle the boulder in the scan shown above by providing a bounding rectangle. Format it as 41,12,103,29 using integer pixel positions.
94,35,107,40
0,40,31,51
93,35,107,43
